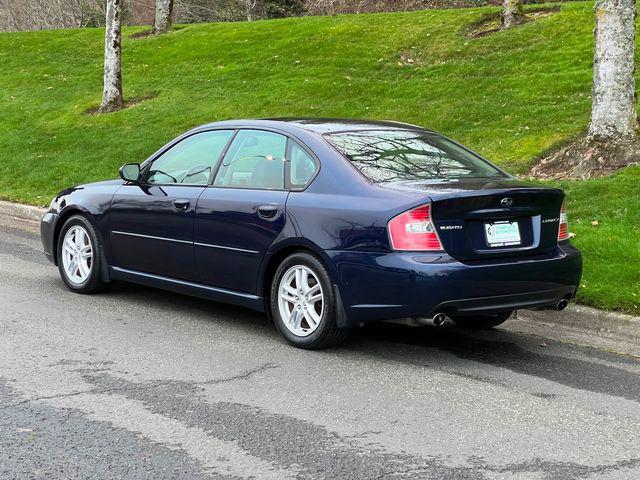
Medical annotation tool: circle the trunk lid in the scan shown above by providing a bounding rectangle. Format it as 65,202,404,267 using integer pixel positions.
381,178,565,261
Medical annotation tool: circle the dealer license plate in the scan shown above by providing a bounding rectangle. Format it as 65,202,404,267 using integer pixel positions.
484,221,521,247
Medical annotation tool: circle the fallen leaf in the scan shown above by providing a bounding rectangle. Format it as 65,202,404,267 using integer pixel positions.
591,220,599,226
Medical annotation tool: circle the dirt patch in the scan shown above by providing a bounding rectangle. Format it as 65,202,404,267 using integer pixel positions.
466,6,560,39
130,29,154,39
83,92,160,116
530,135,640,179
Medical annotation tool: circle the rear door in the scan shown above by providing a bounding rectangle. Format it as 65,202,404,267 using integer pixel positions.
194,129,290,294
108,130,234,281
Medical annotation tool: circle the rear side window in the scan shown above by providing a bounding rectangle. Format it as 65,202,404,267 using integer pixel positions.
289,142,317,188
213,130,287,190
324,130,507,183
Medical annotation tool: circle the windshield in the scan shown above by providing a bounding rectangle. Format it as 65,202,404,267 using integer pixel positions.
324,130,508,183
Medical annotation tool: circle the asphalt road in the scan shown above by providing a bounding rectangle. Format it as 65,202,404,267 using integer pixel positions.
1,222,639,480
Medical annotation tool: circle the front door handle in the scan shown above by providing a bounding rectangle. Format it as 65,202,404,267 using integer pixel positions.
173,199,191,211
257,204,279,219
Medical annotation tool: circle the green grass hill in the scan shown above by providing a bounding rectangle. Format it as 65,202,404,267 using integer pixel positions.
0,1,637,312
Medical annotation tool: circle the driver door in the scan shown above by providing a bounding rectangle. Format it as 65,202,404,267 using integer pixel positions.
107,129,234,282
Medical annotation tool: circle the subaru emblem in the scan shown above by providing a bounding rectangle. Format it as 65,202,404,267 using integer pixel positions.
500,197,514,207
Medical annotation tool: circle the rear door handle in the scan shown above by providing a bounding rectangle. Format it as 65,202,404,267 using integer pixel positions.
173,199,191,211
257,204,279,219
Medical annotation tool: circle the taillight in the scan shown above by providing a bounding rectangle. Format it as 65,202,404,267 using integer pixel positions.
558,200,569,242
388,204,443,251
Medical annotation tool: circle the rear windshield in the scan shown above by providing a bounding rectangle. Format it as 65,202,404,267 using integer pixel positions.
324,130,508,183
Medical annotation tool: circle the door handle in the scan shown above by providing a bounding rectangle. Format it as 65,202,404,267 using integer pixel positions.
257,204,279,219
173,199,191,211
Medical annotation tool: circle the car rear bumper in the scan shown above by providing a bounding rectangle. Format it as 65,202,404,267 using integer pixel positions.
325,244,582,324
40,211,59,265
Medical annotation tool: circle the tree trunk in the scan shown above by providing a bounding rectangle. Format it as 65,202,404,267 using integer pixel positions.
99,0,123,113
153,0,173,34
501,0,523,29
588,0,638,140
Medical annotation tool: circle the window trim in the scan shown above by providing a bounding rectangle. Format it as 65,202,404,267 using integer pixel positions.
285,138,320,191
140,129,238,188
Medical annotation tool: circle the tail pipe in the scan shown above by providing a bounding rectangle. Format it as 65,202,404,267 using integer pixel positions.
556,299,569,311
431,312,448,327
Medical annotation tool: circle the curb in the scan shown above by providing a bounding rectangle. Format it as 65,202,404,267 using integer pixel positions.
518,305,640,340
1,199,638,350
0,200,46,223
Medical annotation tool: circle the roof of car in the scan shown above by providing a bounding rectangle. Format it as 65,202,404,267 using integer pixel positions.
197,118,431,135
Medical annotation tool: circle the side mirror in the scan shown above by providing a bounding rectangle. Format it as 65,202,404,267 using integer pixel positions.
119,163,141,183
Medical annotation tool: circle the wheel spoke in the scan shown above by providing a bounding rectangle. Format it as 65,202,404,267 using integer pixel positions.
74,228,85,247
306,307,321,326
290,308,301,329
295,268,302,290
308,292,322,304
303,310,317,328
300,269,310,291
283,284,297,297
78,260,89,278
281,293,297,304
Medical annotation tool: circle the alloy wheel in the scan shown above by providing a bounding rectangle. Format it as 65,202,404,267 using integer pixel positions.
277,265,324,337
61,225,93,285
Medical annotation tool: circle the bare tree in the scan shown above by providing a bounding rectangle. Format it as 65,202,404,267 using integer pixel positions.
153,0,174,33
588,0,637,140
99,0,124,113
501,0,523,29
241,0,259,21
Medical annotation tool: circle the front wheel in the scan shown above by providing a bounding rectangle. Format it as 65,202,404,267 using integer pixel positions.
57,215,108,294
451,311,513,329
270,252,348,349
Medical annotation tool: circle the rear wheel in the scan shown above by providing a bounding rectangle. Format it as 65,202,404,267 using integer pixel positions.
270,252,348,349
451,311,513,329
57,215,108,294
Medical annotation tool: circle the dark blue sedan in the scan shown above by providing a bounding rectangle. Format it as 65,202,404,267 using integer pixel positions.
41,119,582,349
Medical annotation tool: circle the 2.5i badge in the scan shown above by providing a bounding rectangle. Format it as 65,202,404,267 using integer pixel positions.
484,221,521,247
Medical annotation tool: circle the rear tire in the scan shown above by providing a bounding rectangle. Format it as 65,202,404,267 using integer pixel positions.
270,252,348,349
451,311,513,329
57,215,108,294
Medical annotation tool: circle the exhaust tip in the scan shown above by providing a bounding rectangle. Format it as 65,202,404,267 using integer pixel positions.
557,299,569,311
432,312,447,327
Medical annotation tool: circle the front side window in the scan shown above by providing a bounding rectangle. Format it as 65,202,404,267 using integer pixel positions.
146,130,233,185
289,143,317,188
325,130,508,183
213,130,287,190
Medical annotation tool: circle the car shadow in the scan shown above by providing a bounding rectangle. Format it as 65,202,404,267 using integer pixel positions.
348,322,640,402
105,282,640,401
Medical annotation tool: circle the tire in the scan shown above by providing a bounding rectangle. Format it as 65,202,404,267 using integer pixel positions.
57,214,108,294
270,252,348,349
451,311,513,329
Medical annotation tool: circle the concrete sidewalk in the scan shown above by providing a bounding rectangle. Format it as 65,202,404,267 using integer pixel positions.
2,198,639,357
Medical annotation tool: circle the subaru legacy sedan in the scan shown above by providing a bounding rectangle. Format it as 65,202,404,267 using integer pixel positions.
41,119,582,349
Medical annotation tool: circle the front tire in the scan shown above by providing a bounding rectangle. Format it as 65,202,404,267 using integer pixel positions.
270,252,348,349
57,215,108,294
451,311,513,329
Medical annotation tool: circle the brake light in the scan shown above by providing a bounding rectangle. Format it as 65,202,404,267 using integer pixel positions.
388,204,443,251
558,200,569,241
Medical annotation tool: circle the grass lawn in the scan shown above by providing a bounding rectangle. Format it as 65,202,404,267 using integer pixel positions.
0,1,637,313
